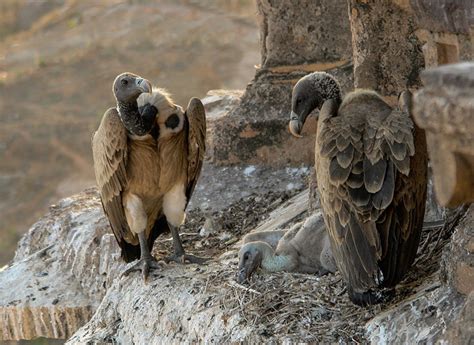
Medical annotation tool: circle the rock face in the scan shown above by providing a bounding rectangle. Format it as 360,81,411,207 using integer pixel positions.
210,0,353,166
442,206,474,296
348,0,425,97
257,0,352,68
0,189,119,340
0,185,470,343
0,163,311,342
411,0,474,34
366,206,473,344
413,63,474,207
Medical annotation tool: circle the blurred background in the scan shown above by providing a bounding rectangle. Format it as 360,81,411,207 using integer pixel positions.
0,0,259,266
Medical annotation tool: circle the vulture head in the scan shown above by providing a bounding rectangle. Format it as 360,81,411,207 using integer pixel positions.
289,72,342,137
237,242,266,283
113,72,155,136
113,72,152,103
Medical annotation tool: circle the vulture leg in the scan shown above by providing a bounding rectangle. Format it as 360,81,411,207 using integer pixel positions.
166,223,209,264
122,193,161,281
122,231,162,281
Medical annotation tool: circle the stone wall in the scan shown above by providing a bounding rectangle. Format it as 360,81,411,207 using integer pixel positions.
348,0,425,97
258,0,352,68
413,63,474,206
209,0,353,166
412,0,474,68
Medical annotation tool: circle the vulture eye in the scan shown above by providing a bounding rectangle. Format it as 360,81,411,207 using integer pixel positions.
243,252,250,261
121,79,128,86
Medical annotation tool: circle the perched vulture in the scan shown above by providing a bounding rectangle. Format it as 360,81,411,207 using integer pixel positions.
288,72,428,305
238,212,336,283
92,72,207,280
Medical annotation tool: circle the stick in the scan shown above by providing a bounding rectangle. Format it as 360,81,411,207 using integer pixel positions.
226,280,262,295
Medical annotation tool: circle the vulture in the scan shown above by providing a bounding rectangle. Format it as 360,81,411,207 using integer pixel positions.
238,213,336,283
288,72,428,305
92,72,207,280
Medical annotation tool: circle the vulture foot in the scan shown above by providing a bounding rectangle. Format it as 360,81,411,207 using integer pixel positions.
122,256,162,281
167,223,209,265
165,253,209,265
347,287,395,306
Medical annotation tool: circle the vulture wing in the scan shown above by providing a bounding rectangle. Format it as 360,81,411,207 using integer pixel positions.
316,93,426,293
374,94,427,286
184,97,206,205
92,108,133,259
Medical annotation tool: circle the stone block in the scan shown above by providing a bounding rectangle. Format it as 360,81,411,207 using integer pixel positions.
410,0,474,34
348,0,425,96
413,62,474,206
207,0,353,167
209,65,353,166
257,0,352,68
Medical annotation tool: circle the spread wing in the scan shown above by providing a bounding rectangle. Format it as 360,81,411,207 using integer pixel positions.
184,97,206,205
316,94,427,292
92,108,131,252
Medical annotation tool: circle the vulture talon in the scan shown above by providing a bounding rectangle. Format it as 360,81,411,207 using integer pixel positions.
122,257,162,282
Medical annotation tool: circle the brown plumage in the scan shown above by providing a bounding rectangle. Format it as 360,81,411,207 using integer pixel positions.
289,72,427,305
92,73,206,280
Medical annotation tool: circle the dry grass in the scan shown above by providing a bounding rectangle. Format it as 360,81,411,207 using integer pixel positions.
201,206,468,343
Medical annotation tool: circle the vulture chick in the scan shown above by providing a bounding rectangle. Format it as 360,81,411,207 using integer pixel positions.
238,213,336,283
92,73,207,281
289,72,428,305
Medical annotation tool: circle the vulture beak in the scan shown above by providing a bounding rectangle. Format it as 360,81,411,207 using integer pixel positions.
135,77,152,94
289,111,303,138
237,249,262,283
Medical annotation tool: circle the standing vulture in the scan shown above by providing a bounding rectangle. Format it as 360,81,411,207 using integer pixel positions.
288,72,427,305
92,72,207,280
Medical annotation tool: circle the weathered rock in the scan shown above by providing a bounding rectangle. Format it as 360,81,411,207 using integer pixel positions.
348,0,425,97
210,65,353,166
411,0,474,35
210,0,353,166
0,181,471,343
0,189,119,341
365,204,473,344
257,0,352,68
413,63,474,206
365,277,464,344
442,206,474,296
67,262,256,344
0,163,310,341
441,291,474,344
412,0,474,67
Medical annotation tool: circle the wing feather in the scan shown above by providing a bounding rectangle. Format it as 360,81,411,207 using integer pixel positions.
92,108,131,255
316,91,427,294
185,97,206,204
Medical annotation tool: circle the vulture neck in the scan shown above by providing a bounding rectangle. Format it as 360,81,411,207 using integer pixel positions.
258,243,294,272
117,100,142,133
117,100,140,118
312,74,342,107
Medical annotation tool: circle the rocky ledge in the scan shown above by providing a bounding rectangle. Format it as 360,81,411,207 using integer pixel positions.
0,166,472,343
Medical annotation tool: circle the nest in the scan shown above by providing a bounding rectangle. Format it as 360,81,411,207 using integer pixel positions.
208,206,468,343
153,189,301,260
151,176,467,342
